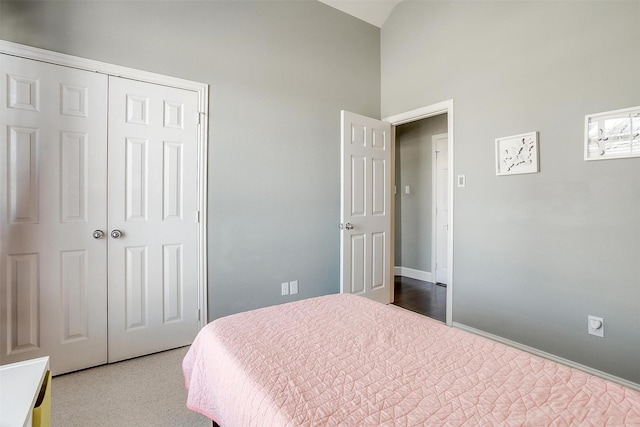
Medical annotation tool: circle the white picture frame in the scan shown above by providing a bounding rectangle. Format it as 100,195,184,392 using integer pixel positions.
495,131,539,176
584,105,640,161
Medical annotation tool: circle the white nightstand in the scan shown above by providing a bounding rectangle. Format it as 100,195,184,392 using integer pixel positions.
0,357,50,427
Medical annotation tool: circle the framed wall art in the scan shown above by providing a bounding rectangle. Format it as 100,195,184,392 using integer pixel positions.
584,105,640,161
495,131,538,176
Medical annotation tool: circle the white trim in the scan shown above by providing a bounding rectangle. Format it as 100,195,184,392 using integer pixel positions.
431,132,448,285
394,267,433,283
384,101,452,126
197,98,209,327
431,138,438,287
453,322,640,392
0,40,205,92
384,99,454,326
0,40,209,328
390,126,397,303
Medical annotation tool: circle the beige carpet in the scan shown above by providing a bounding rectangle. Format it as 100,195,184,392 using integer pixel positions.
51,346,210,426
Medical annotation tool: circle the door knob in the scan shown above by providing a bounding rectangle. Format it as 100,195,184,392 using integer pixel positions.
110,229,123,239
345,223,354,230
92,230,105,239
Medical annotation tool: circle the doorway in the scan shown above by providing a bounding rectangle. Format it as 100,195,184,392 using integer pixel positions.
393,116,447,282
385,101,454,326
393,115,448,322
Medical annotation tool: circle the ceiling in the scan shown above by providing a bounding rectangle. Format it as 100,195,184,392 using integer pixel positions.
317,0,403,28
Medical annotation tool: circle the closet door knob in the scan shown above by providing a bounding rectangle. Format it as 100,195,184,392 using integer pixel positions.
92,230,105,239
110,229,123,239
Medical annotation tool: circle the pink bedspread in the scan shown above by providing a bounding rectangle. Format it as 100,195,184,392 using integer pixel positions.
183,294,640,426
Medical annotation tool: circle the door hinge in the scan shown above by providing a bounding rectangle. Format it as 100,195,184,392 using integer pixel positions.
196,210,200,223
197,309,201,321
197,112,206,125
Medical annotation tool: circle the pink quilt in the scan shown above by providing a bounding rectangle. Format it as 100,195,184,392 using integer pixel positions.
183,294,640,426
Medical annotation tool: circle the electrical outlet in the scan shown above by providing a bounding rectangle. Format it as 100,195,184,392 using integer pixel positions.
281,282,289,296
289,280,299,295
588,315,604,337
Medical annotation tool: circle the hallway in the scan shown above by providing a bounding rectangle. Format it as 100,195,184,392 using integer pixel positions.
392,276,446,322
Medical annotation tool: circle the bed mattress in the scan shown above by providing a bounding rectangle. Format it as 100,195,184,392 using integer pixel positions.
183,293,640,426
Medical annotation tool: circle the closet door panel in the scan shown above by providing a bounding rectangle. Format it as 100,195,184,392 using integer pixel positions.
107,76,199,362
0,54,108,375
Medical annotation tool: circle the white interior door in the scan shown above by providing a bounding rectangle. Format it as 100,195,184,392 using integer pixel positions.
340,111,392,304
107,76,200,362
434,133,449,284
0,54,108,374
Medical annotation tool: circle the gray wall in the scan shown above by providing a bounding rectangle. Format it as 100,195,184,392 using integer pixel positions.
394,115,447,272
382,1,640,383
3,0,638,385
0,1,381,318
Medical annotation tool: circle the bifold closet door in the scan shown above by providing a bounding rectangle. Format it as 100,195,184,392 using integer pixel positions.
0,54,109,375
106,76,199,362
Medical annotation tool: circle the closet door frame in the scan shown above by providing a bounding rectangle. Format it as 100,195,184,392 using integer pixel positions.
0,40,210,328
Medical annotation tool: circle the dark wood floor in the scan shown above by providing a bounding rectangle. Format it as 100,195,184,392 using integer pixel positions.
392,276,446,322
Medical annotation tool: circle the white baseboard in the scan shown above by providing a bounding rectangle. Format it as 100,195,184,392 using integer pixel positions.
452,322,640,392
394,267,433,283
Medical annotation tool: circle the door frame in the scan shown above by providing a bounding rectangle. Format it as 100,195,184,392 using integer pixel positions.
0,40,210,328
384,100,454,326
432,132,448,285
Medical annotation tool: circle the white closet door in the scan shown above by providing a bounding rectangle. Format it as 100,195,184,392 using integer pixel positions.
0,54,109,375
107,76,199,362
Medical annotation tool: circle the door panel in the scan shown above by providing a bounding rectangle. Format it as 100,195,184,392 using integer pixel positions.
372,158,386,215
350,234,366,293
1,54,108,374
107,76,199,362
371,232,386,289
7,253,39,353
61,249,89,342
351,156,366,215
340,111,391,304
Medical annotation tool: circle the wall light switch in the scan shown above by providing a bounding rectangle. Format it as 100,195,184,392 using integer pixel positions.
457,175,466,188
289,280,299,295
405,185,410,194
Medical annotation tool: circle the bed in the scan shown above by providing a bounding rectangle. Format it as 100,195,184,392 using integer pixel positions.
183,293,640,426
